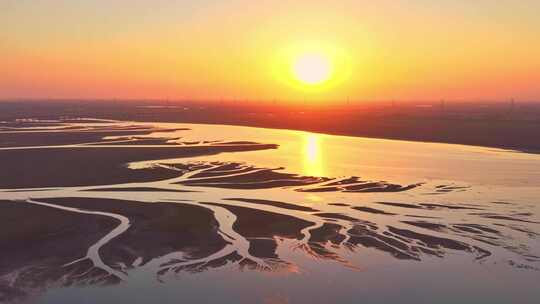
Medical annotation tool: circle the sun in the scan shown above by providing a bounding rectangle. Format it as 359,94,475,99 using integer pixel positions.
293,53,332,85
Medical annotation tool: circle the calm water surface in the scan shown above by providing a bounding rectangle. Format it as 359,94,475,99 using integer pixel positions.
1,120,539,303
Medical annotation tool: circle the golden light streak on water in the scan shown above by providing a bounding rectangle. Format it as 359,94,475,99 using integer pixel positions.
302,133,324,177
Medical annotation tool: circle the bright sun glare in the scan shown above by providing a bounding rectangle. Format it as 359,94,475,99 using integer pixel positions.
293,53,331,85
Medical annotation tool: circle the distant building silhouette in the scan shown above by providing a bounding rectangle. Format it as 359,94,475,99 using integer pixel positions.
440,99,446,113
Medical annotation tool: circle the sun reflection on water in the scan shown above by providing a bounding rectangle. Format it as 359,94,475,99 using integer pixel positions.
302,133,324,177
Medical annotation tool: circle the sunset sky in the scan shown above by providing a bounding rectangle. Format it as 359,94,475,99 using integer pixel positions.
1,1,539,102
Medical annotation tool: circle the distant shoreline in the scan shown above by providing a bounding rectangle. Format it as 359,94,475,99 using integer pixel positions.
1,101,540,154
137,119,540,155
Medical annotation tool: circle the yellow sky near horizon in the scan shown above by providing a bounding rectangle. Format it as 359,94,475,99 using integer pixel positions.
1,1,539,102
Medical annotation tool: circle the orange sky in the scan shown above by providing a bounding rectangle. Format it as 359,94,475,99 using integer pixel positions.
1,1,539,102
